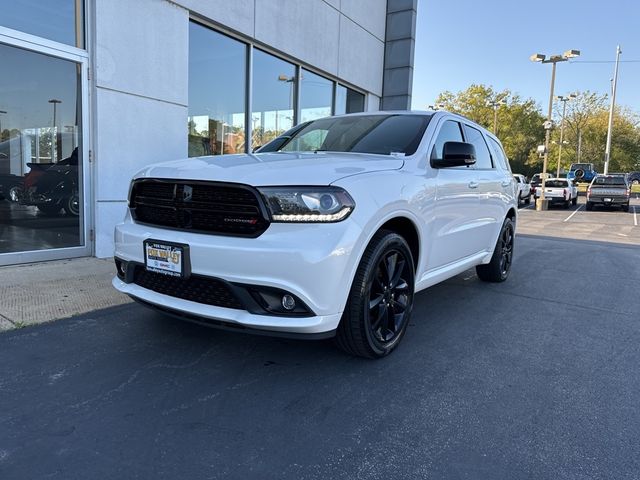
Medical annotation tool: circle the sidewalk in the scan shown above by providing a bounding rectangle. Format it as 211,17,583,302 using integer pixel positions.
0,257,132,331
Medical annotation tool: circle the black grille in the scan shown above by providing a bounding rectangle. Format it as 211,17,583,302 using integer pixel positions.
133,266,243,310
130,179,270,237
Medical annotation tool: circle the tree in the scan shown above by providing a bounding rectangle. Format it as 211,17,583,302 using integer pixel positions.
434,84,545,176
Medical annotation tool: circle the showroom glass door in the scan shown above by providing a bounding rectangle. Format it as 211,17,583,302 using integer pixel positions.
0,29,90,265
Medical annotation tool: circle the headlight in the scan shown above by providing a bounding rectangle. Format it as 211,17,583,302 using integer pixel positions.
258,186,355,222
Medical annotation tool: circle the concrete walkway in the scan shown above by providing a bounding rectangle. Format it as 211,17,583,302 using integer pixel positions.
0,257,131,331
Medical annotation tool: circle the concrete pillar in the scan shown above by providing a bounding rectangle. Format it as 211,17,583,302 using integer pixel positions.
381,0,417,110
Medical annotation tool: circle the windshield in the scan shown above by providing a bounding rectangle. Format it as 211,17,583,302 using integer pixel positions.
277,114,431,156
593,176,626,185
546,180,568,188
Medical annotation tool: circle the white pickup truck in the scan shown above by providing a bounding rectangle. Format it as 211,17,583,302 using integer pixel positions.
513,174,531,206
533,178,577,208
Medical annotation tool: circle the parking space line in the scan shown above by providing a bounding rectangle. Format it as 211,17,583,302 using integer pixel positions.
634,206,638,226
563,205,583,222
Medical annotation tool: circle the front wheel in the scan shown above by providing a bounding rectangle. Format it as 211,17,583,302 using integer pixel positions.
476,217,515,283
335,230,415,359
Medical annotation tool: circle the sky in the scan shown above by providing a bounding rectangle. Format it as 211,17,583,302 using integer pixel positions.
411,0,640,114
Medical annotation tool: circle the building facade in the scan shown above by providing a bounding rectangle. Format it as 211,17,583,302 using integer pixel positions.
0,0,417,266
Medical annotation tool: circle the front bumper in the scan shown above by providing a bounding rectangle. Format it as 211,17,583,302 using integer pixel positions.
113,212,364,335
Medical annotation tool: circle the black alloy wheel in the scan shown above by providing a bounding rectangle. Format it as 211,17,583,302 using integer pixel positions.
64,192,80,216
476,217,515,282
368,248,412,344
336,230,415,358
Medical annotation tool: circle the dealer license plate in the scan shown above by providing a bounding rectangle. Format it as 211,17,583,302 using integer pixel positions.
144,241,185,277
604,198,612,202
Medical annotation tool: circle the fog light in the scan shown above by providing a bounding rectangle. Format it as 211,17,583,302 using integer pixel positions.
281,294,296,311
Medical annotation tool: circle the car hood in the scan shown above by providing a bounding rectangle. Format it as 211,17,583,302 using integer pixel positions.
134,152,404,186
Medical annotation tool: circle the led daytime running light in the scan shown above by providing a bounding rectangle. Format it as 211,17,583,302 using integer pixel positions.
272,208,352,222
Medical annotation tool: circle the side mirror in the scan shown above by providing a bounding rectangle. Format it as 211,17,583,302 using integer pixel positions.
432,141,476,168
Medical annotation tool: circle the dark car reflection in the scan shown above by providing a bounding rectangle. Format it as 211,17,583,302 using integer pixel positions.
14,148,80,216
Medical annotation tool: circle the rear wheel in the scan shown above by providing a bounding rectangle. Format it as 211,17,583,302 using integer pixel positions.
63,192,80,216
476,217,514,283
525,195,531,205
564,198,570,209
586,201,593,211
335,230,415,359
572,195,577,206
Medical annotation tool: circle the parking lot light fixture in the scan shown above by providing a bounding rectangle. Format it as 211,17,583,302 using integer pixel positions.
530,49,580,209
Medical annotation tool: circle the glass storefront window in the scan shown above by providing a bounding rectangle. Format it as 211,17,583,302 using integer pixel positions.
0,0,85,48
0,43,83,254
188,22,246,157
335,85,365,115
251,49,296,151
299,69,333,123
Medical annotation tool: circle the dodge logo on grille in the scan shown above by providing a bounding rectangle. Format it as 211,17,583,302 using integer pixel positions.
182,185,193,202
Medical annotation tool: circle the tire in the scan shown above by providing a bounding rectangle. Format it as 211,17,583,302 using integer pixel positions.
564,199,570,209
585,201,593,211
476,217,514,283
63,192,80,216
622,203,629,212
37,203,62,215
525,196,531,205
632,179,639,185
575,169,585,180
572,196,577,206
335,230,415,359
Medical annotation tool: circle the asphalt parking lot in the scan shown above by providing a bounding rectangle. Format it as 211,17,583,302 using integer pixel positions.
1,201,640,479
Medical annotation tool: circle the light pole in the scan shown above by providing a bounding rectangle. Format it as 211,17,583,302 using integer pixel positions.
604,45,622,175
556,94,576,177
489,98,507,134
530,50,580,209
48,99,62,162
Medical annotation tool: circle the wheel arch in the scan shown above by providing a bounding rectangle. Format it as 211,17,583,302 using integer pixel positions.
376,216,420,271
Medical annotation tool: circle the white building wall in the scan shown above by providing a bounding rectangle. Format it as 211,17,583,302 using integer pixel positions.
93,0,387,257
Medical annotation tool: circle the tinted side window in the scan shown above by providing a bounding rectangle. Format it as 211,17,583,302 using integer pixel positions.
488,137,511,172
431,120,464,160
463,125,493,169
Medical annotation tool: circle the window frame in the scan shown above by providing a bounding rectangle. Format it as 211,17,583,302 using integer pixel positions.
188,17,368,154
461,123,495,170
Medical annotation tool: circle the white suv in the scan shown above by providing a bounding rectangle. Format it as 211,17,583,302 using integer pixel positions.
113,111,517,358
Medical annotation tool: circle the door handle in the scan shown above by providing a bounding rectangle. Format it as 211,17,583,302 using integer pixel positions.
501,180,511,187
468,181,479,189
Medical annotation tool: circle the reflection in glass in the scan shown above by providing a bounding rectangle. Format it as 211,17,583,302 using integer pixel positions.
0,0,84,48
251,49,296,151
335,85,365,115
0,43,83,254
300,69,333,123
188,22,246,157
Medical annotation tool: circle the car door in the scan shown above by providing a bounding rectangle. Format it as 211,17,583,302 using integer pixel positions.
427,119,482,270
461,124,506,253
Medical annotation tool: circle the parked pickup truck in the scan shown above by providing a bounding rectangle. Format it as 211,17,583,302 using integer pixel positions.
534,178,577,208
567,163,597,183
586,174,630,211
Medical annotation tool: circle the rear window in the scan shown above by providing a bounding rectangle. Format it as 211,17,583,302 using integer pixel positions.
571,163,591,170
593,176,626,185
546,180,568,188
